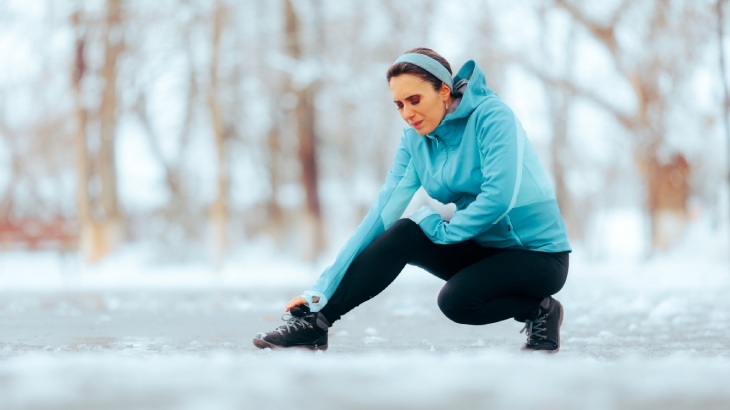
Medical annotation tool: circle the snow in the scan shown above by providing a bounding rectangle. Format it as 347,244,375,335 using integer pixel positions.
1,230,729,409
2,351,728,410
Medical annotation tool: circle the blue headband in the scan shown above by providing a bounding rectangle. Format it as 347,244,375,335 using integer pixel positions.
393,53,454,90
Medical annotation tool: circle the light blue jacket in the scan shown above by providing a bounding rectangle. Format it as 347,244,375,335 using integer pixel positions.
303,60,571,312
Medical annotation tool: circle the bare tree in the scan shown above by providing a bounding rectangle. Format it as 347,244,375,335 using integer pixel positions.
252,0,286,244
208,0,231,268
98,0,124,253
68,0,125,262
284,0,324,259
536,5,581,240
70,10,98,261
719,0,730,252
535,0,715,252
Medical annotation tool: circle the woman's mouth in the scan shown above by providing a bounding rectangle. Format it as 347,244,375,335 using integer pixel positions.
412,120,423,129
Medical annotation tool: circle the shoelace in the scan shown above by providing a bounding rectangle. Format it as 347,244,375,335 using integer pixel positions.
520,314,548,343
274,313,313,335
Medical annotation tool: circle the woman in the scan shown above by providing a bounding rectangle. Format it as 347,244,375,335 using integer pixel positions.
253,48,571,352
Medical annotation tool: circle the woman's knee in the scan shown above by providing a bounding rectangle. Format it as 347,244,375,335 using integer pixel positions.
389,218,419,232
383,218,423,242
437,286,471,324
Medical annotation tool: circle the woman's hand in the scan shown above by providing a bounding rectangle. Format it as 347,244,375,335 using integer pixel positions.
285,296,308,312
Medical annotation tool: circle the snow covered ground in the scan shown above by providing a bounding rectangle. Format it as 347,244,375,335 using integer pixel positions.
1,241,729,410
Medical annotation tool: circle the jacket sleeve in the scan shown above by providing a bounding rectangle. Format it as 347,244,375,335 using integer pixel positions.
411,102,525,244
302,137,421,312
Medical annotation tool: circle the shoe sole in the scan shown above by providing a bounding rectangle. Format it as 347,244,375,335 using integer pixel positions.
252,337,328,351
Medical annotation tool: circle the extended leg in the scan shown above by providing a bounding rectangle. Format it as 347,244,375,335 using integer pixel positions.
320,219,487,324
254,218,476,350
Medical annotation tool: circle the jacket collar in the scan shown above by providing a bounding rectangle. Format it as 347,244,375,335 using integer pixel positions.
425,60,495,142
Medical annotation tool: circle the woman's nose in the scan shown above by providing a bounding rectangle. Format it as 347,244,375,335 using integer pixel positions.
401,106,414,120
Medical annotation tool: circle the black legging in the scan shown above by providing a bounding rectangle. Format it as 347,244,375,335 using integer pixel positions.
320,218,569,325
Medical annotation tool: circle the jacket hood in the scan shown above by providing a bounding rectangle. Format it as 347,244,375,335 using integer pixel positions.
431,60,495,135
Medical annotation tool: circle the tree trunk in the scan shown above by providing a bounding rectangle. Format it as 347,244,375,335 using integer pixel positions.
70,0,126,262
284,0,324,259
71,12,103,262
97,0,124,256
548,90,578,238
538,7,580,240
641,151,690,251
208,1,229,269
718,0,730,255
265,122,285,237
71,13,91,260
297,85,324,258
253,1,285,242
631,70,690,253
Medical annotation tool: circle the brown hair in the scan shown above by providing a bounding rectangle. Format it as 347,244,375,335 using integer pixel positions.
386,47,453,92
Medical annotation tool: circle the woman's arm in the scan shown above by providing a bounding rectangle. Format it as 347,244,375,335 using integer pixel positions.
301,136,421,312
412,102,524,244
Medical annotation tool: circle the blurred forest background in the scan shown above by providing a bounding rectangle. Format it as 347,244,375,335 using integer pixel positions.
0,0,728,268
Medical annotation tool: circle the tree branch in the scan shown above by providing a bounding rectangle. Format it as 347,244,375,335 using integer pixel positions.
505,51,638,130
553,0,618,55
551,0,636,78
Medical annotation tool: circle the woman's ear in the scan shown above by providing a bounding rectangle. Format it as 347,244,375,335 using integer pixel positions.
440,83,451,101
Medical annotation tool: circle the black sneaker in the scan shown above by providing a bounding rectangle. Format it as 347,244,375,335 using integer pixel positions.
253,306,330,351
520,296,563,353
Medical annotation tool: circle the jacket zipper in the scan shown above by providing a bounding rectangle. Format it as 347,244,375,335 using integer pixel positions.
506,216,524,247
434,134,455,194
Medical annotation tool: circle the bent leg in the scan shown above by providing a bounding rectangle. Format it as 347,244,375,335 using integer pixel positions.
437,250,569,325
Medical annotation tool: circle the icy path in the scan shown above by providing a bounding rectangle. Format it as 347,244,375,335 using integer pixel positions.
1,254,729,409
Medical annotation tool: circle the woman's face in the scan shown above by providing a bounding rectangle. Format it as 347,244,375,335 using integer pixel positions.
389,74,451,136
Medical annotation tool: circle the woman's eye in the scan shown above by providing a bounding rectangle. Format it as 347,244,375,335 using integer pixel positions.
395,103,403,110
411,97,420,105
